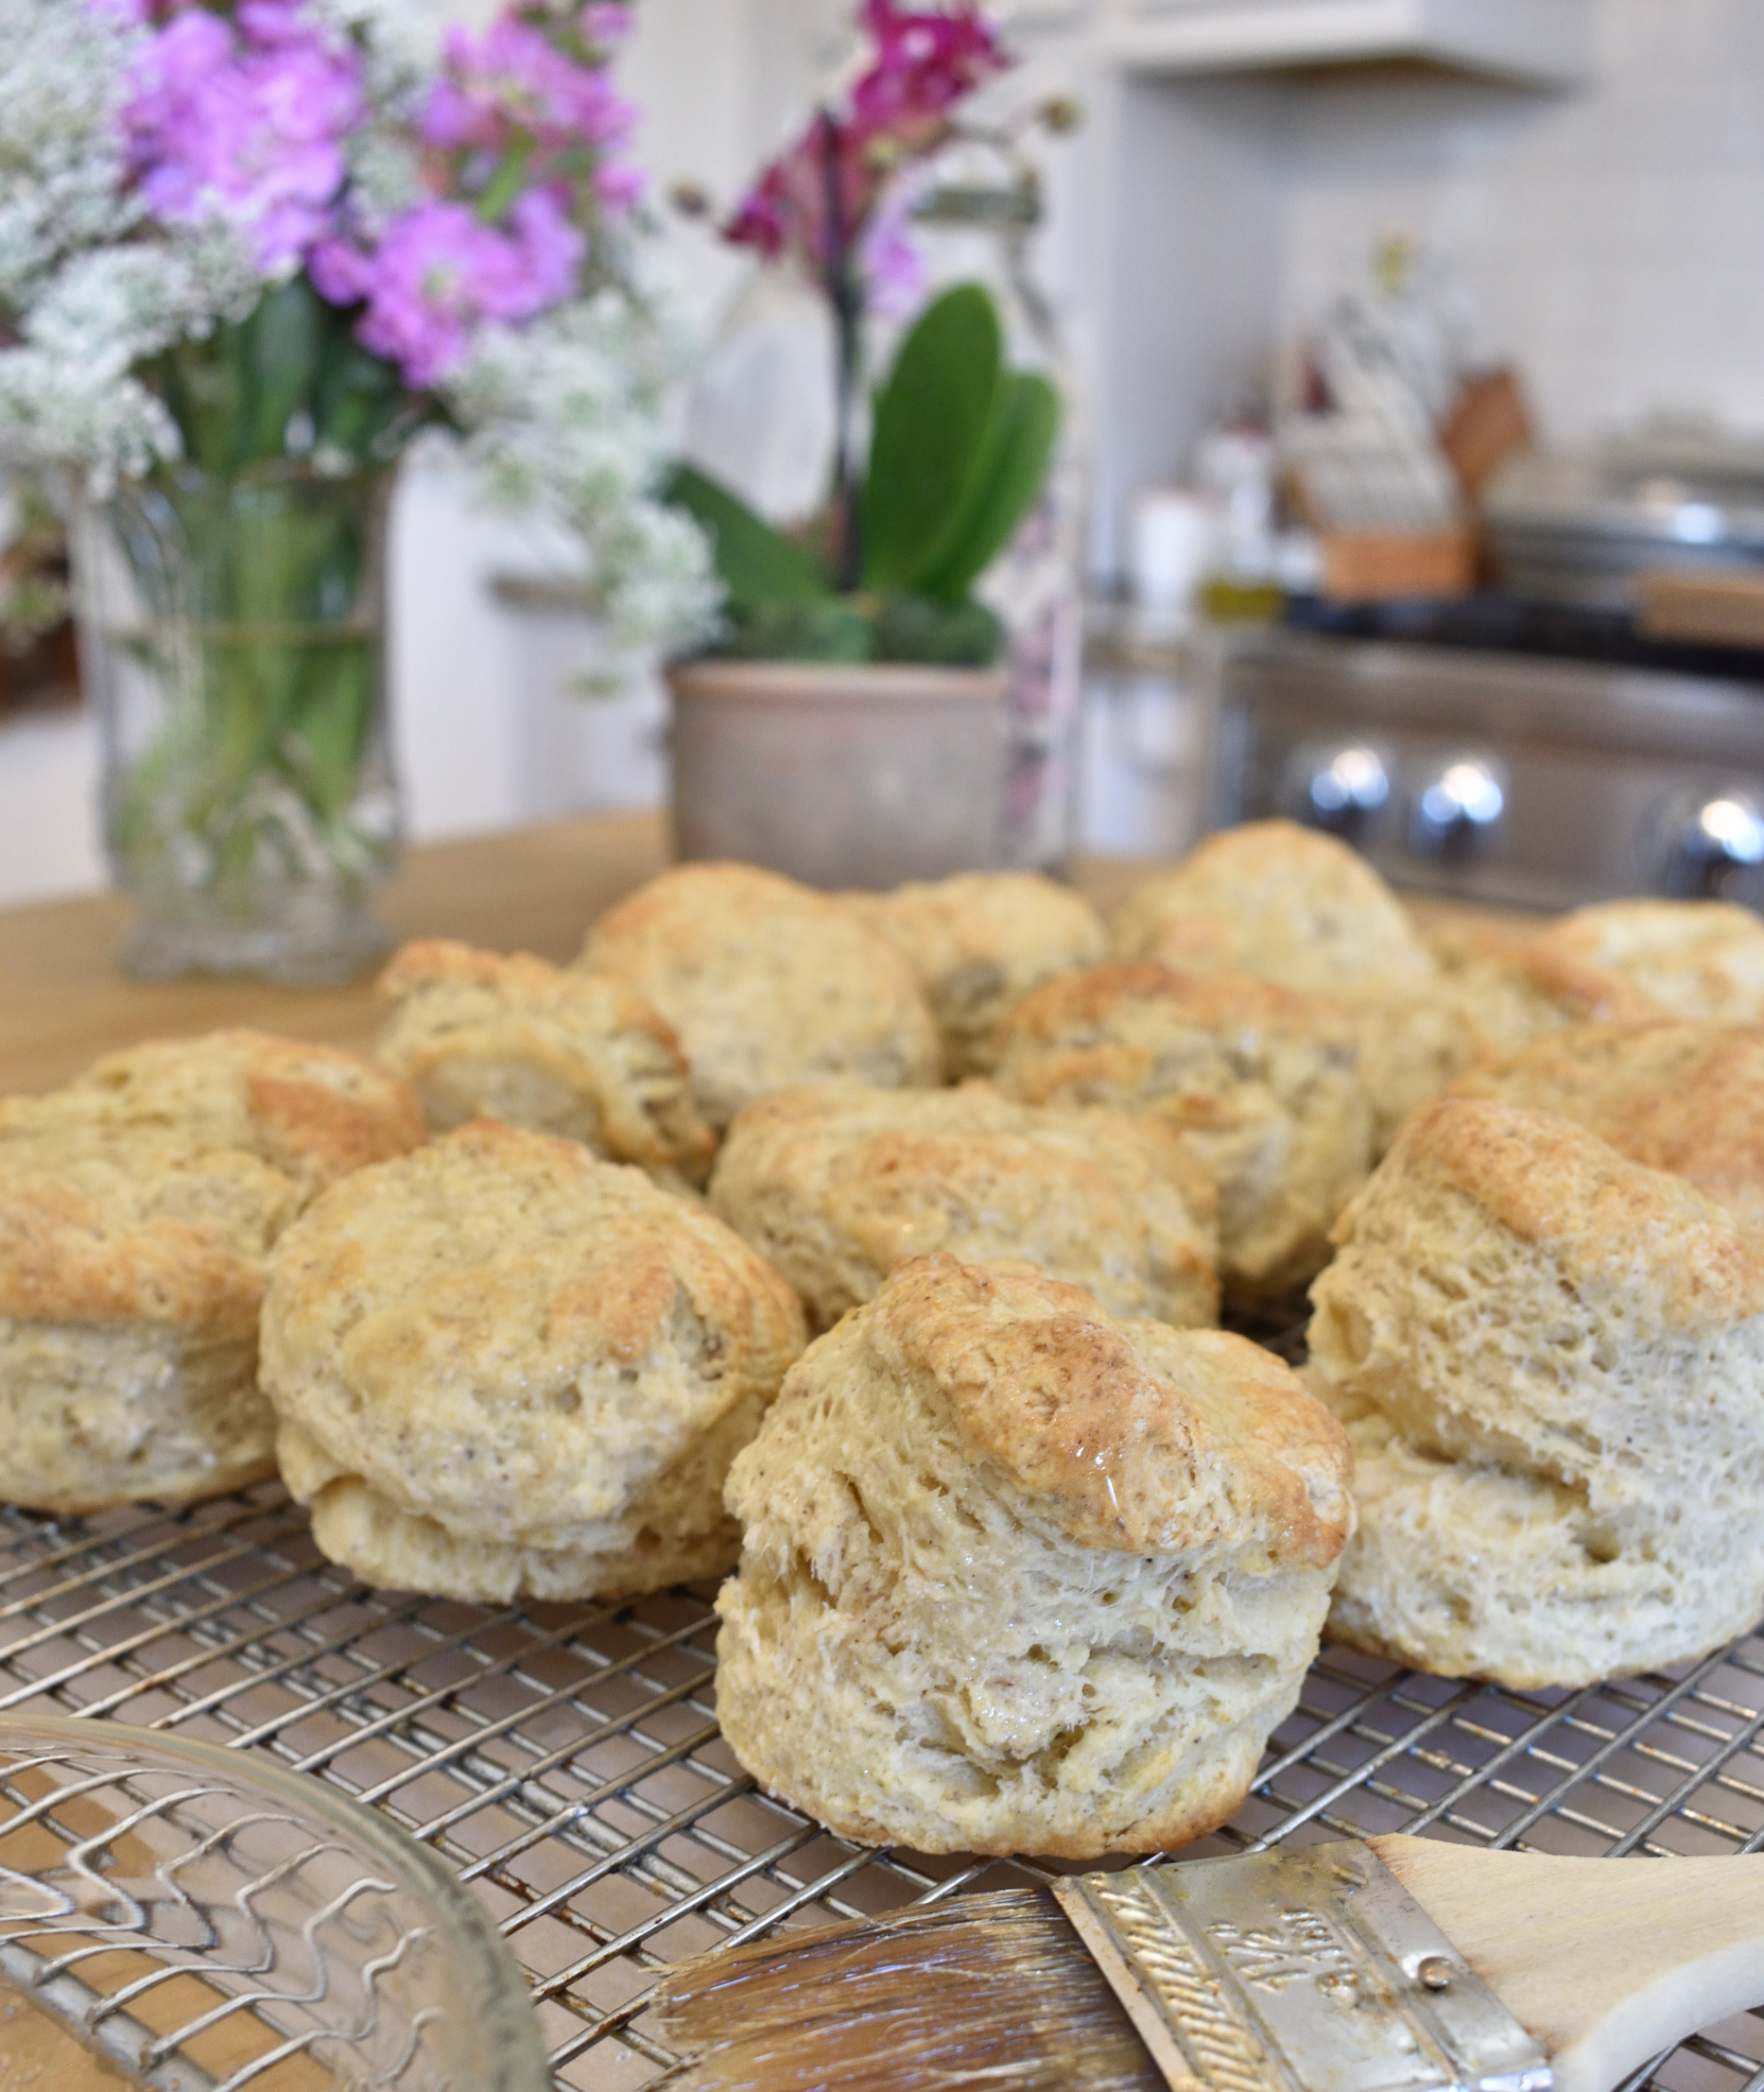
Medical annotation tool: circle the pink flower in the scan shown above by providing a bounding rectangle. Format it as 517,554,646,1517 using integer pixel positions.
853,0,1007,135
314,190,583,388
724,4,1010,291
119,1,363,272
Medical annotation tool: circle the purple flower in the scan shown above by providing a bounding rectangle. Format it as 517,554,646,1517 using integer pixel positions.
422,17,636,156
580,5,633,46
119,2,362,272
595,158,647,216
314,190,583,389
859,180,925,319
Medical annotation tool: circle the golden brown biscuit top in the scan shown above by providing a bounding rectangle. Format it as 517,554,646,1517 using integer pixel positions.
861,1253,1351,1565
1356,1097,1764,1332
718,1079,1218,1220
1110,821,1433,992
0,1030,425,1327
997,960,1356,1058
1521,899,1764,1023
262,1119,807,1535
66,1029,425,1189
1450,1021,1764,1223
578,861,940,1125
854,872,1105,989
377,938,687,1048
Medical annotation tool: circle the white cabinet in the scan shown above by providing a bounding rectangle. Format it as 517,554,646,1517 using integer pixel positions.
1101,0,1589,86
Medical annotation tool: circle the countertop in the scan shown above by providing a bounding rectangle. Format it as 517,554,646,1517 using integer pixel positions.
0,810,1165,1095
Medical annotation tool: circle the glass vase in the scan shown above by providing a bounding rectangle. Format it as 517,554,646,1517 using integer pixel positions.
74,460,401,985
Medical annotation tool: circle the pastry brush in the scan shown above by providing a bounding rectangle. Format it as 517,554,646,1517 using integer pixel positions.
649,1833,1764,2092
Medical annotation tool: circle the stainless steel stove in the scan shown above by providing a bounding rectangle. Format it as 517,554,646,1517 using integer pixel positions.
1204,603,1764,913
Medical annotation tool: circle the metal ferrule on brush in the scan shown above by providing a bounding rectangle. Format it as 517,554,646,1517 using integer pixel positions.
1053,1841,1553,2092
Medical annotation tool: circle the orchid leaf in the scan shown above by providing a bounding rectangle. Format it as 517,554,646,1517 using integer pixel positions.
710,598,873,662
861,285,1001,592
665,464,830,617
873,592,1004,666
912,370,1061,606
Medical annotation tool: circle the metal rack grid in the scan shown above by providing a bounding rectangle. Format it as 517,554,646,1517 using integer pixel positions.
1,1483,1762,2092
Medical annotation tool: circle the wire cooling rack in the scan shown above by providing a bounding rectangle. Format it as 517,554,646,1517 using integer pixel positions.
1,1484,1762,2092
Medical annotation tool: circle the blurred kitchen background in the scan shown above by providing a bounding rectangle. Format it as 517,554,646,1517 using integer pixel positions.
8,0,1764,909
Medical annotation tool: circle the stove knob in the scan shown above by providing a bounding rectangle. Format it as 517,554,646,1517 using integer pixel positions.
1408,755,1507,861
1651,788,1764,900
1280,741,1392,843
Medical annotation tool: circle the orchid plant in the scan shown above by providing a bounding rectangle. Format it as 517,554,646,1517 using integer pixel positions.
667,0,1062,668
0,0,717,652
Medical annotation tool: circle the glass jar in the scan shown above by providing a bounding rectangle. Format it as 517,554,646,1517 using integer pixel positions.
74,460,400,984
910,163,1085,873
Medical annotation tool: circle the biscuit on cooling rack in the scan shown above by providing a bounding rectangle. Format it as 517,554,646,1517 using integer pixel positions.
1522,898,1764,1024
0,1031,425,1514
374,939,717,1186
579,862,940,1132
845,871,1106,1078
1310,1097,1764,1687
708,1081,1218,1332
992,960,1373,1300
1110,820,1434,995
262,1120,806,1603
715,1253,1352,1858
1450,1020,1764,1229
1353,925,1570,1156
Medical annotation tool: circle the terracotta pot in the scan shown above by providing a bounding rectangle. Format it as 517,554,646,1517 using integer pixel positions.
666,658,1009,890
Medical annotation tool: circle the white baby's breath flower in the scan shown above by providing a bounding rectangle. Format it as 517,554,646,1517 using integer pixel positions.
0,0,717,656
0,0,143,314
448,285,720,657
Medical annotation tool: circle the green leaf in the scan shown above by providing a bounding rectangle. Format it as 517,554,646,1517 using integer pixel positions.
240,277,322,462
872,592,1004,666
860,285,1001,593
665,464,830,616
708,597,874,664
912,371,1061,606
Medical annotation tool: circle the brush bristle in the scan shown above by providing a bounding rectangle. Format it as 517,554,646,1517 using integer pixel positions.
648,1884,1160,2092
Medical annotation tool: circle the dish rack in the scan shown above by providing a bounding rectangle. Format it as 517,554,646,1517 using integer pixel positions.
1,1476,1762,2092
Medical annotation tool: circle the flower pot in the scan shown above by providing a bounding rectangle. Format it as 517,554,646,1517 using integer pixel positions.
74,461,400,985
666,658,1008,890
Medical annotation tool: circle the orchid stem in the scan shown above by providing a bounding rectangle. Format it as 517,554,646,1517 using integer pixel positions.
821,108,864,592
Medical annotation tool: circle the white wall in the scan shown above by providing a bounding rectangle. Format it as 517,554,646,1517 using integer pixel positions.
1272,0,1764,444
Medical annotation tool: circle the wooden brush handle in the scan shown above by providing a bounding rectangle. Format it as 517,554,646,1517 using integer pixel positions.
1370,1834,1764,2092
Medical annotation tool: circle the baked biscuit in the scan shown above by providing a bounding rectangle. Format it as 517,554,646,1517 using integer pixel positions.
716,1254,1351,1857
993,961,1373,1298
261,1120,806,1603
579,862,941,1131
375,940,716,1186
1111,821,1434,996
709,1082,1218,1332
0,1030,424,1513
1309,1098,1764,1687
1355,924,1568,1154
1452,1020,1764,1228
1522,898,1764,1024
847,872,1106,1077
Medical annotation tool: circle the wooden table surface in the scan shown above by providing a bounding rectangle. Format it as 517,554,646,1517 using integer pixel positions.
0,810,1165,1097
